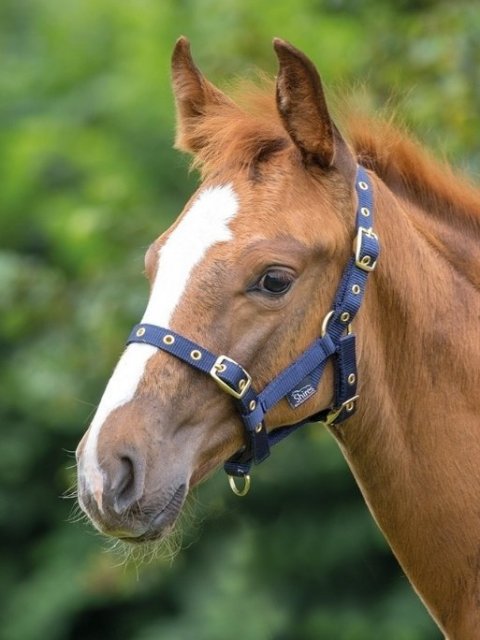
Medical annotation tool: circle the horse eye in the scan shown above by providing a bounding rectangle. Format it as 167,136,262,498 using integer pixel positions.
257,269,294,296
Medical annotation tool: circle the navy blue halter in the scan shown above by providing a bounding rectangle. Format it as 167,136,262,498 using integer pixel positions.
127,165,379,493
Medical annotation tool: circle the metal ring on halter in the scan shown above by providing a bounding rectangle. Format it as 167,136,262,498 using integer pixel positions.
321,309,352,336
228,474,251,497
321,310,335,337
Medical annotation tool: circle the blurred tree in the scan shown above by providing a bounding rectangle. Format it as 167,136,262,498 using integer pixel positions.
2,1,477,638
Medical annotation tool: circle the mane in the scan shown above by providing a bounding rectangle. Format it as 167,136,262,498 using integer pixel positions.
345,113,480,230
182,78,480,228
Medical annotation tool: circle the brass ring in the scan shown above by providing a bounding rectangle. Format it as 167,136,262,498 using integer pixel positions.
228,474,251,497
321,310,335,337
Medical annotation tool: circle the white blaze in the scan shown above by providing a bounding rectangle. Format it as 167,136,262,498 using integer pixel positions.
80,185,239,501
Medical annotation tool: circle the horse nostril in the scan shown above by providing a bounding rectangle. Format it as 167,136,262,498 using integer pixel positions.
108,454,145,514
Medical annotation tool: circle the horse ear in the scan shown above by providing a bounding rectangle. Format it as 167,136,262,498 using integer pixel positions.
273,38,338,169
171,37,235,153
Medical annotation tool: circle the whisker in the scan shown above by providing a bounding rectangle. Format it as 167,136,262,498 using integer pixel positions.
61,491,78,501
61,480,79,499
71,397,98,409
63,462,78,471
66,503,89,525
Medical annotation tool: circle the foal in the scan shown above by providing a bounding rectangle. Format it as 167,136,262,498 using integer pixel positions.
76,38,480,638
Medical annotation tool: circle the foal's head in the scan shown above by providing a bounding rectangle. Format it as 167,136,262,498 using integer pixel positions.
76,38,359,542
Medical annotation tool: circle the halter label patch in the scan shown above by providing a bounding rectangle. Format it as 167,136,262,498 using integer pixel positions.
286,377,317,409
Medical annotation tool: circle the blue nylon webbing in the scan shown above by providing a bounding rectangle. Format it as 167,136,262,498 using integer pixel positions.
126,165,379,478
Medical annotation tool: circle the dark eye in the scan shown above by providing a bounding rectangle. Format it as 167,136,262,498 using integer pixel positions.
255,269,295,296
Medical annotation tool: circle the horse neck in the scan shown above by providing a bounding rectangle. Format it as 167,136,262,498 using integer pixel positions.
335,175,480,637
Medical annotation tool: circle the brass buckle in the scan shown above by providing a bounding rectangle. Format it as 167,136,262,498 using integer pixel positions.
315,395,360,427
354,227,378,272
210,356,252,399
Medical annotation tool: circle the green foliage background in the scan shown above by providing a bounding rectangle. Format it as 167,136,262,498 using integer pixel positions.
1,1,479,638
